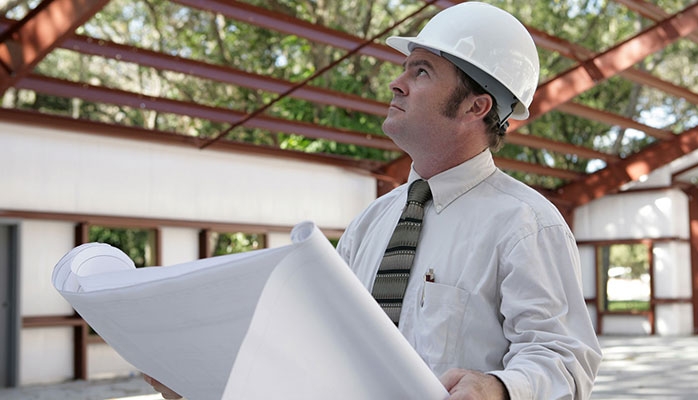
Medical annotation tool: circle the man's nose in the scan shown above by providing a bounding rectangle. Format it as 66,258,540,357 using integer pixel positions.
389,76,407,96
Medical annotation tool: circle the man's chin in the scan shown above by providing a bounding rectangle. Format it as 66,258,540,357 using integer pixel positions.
382,120,400,139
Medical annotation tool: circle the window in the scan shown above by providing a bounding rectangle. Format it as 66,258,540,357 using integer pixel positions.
88,225,157,268
207,232,264,256
597,242,651,312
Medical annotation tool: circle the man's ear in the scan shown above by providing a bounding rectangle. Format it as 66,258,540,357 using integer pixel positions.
468,93,493,119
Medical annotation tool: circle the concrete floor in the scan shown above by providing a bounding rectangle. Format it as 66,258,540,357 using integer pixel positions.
591,335,698,400
1,335,697,399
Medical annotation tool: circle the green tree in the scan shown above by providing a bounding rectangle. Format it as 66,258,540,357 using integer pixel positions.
5,0,697,189
88,225,156,267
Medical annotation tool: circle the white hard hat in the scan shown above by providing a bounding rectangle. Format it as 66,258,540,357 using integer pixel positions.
386,2,540,122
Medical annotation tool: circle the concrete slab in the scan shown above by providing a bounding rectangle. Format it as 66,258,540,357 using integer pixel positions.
0,376,159,400
1,335,696,399
591,335,698,400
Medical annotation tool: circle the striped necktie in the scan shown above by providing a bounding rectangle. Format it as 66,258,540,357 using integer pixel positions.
371,179,432,325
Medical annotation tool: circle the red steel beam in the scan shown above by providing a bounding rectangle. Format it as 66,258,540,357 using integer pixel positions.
557,101,674,140
16,74,399,151
525,2,698,122
527,25,594,62
59,34,390,116
506,131,619,163
557,124,698,207
622,67,698,105
170,0,404,63
2,4,687,166
4,13,697,111
0,0,110,93
524,9,698,107
615,0,698,43
40,33,608,162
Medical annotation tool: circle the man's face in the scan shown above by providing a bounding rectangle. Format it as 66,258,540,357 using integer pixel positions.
382,48,464,154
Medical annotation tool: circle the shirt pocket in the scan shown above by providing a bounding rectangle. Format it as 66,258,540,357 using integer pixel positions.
414,281,470,366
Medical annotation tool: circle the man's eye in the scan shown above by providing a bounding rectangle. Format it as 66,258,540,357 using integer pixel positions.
417,69,428,77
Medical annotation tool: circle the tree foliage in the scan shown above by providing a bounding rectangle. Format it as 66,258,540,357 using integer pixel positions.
88,225,156,267
2,0,697,188
210,232,264,256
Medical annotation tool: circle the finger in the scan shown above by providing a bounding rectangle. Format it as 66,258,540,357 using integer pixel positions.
142,374,182,399
439,368,466,391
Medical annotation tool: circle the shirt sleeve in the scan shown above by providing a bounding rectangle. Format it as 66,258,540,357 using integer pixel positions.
489,224,602,400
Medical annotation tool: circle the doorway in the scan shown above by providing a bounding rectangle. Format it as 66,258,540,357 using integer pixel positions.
0,223,19,388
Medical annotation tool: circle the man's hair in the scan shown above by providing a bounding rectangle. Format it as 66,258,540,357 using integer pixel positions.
443,66,508,151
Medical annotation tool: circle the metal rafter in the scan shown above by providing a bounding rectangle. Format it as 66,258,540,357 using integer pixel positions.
522,1,698,123
43,33,616,163
548,2,698,204
2,14,602,167
556,102,674,141
16,74,399,151
557,124,698,206
0,0,110,92
170,0,404,63
61,34,390,116
615,0,698,43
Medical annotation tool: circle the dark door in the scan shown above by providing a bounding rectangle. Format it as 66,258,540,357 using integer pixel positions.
0,224,19,388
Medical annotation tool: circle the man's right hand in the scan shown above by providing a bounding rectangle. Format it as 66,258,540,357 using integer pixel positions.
143,374,183,399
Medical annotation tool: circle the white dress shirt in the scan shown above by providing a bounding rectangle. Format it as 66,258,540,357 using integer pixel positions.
337,150,602,400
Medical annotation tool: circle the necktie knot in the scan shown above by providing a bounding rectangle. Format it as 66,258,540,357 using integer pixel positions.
407,179,432,206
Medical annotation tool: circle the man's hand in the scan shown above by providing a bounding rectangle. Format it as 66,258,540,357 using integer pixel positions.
440,368,510,400
143,374,183,399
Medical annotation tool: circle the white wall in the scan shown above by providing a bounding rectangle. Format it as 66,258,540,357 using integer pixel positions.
574,188,693,336
2,120,377,384
87,342,140,380
161,227,200,266
19,220,75,316
654,242,691,299
19,327,74,385
0,120,376,228
574,189,689,241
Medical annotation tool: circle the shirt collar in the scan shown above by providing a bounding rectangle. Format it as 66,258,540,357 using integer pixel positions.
408,149,497,214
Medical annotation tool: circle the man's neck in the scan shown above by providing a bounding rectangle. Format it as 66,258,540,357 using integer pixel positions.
411,146,489,179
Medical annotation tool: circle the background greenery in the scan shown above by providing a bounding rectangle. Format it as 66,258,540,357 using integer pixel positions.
3,0,697,187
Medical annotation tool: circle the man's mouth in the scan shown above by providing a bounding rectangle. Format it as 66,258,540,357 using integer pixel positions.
389,103,405,112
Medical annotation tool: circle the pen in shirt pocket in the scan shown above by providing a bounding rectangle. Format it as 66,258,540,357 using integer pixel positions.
422,268,435,306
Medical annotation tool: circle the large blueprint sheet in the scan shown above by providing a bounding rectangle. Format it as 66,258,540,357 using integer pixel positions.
52,221,449,400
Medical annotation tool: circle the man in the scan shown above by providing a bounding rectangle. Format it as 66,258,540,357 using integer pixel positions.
147,2,601,399
335,2,601,399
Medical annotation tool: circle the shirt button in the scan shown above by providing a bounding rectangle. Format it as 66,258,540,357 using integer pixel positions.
436,204,443,212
